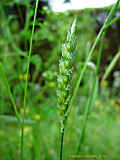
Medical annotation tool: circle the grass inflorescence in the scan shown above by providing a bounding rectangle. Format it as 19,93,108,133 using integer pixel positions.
57,18,77,160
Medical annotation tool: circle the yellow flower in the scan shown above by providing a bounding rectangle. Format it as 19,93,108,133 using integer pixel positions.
20,108,24,114
95,100,100,107
19,74,23,80
48,82,55,88
23,74,27,81
25,108,30,114
24,126,30,134
101,80,108,87
19,74,28,81
20,107,29,114
34,114,40,121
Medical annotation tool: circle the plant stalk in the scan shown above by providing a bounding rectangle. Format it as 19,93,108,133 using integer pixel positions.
60,128,65,160
20,0,39,159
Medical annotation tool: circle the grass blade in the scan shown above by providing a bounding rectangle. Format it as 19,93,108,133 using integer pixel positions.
0,63,21,126
104,15,120,30
20,0,39,159
76,29,106,154
76,76,98,154
103,50,120,80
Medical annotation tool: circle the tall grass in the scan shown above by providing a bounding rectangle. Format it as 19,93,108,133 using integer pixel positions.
0,0,120,159
21,0,39,159
0,0,39,159
74,0,120,155
76,32,105,155
57,0,120,159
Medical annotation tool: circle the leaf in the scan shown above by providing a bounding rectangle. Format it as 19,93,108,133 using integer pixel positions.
103,50,120,80
0,63,21,126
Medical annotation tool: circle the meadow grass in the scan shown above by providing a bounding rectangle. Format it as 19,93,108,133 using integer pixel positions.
0,0,120,159
74,0,120,155
0,0,39,159
57,0,120,159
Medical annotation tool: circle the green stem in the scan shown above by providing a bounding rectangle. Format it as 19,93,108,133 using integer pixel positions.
20,0,39,159
102,50,120,80
96,32,106,75
104,15,120,30
76,32,105,155
59,128,65,160
76,76,98,154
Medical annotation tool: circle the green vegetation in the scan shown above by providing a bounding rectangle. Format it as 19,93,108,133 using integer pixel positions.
0,0,120,160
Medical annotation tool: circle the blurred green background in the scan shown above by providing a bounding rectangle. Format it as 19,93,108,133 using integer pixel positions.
0,0,120,160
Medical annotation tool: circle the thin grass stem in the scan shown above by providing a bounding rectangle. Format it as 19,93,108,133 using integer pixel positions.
20,0,39,159
104,15,120,30
59,128,65,160
76,32,105,155
76,76,98,154
96,32,106,75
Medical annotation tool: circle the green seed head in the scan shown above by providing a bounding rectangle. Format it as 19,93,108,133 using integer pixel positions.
57,18,77,126
62,44,72,59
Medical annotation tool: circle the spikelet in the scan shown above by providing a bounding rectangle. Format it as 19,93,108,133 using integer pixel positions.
57,19,77,129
